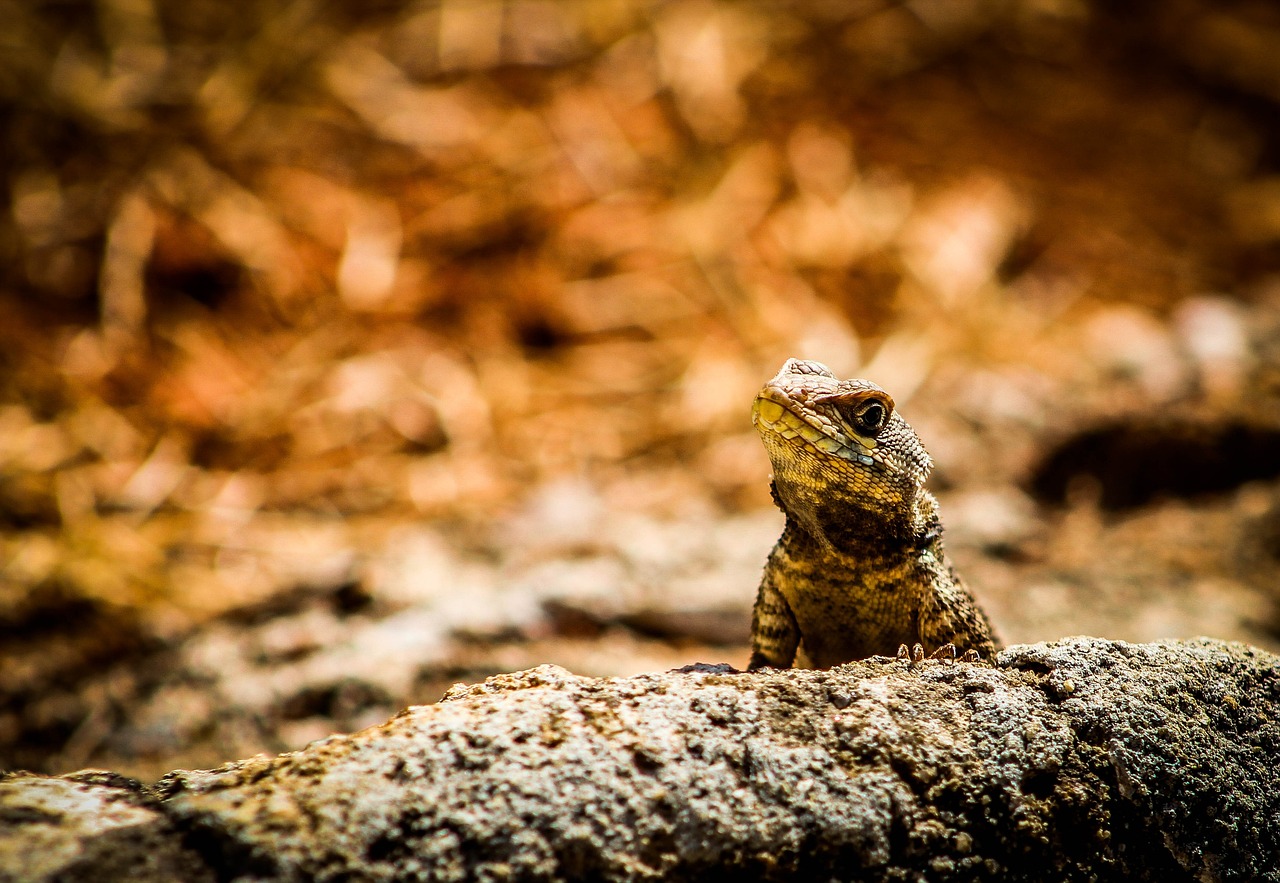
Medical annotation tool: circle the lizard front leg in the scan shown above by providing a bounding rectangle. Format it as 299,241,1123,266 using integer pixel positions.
748,573,800,670
918,573,999,660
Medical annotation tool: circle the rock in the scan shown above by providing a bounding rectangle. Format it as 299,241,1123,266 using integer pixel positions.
2,638,1278,881
0,770,212,882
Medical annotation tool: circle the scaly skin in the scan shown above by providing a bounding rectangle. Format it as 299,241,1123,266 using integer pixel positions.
749,358,998,669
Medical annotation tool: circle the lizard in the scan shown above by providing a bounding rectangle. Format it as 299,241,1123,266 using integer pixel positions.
748,358,999,669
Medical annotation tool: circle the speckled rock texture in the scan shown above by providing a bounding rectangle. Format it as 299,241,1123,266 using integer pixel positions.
0,770,212,882
3,638,1277,882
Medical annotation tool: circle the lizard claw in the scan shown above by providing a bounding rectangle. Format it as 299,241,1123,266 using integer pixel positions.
897,644,926,665
959,648,982,664
930,643,958,664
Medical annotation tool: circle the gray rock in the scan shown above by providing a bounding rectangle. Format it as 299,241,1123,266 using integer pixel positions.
3,638,1278,881
0,770,212,882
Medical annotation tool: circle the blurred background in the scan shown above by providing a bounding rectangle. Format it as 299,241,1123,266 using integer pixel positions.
3,0,1280,780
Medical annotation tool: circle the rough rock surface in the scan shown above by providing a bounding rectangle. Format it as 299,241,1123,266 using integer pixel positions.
2,638,1278,882
0,771,212,882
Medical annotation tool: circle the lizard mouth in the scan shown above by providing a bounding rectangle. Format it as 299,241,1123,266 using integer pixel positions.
752,387,878,467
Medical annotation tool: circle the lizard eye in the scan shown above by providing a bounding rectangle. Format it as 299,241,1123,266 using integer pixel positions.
852,400,889,435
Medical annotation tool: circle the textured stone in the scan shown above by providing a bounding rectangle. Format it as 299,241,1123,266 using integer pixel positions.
2,638,1278,881
0,770,211,883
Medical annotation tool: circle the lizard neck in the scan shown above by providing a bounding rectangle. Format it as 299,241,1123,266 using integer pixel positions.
766,490,956,666
773,479,942,562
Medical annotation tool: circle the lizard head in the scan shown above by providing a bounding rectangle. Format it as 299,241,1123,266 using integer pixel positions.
752,358,933,545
